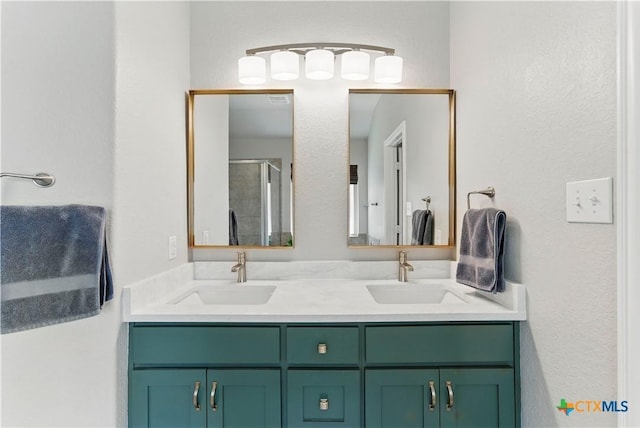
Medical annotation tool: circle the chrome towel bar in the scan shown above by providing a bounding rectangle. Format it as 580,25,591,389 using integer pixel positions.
0,172,56,188
467,187,495,209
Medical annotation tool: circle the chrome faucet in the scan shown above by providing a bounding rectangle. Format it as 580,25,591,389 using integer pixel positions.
231,252,247,283
398,251,414,282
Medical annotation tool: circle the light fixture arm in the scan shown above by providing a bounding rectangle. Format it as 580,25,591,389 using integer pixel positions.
245,42,395,57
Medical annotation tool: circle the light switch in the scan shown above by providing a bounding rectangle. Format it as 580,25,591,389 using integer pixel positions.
566,177,613,223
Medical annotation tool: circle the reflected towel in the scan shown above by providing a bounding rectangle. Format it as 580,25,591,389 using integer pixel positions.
229,209,238,246
422,210,434,245
411,210,427,245
0,205,113,334
456,208,506,293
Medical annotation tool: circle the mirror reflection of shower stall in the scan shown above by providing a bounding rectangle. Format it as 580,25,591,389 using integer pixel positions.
229,160,282,246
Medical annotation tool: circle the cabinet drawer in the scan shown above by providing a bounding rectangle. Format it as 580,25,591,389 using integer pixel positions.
287,370,360,427
366,324,513,365
287,327,359,365
130,325,280,366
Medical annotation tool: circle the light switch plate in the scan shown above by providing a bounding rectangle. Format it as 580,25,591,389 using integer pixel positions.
566,177,613,223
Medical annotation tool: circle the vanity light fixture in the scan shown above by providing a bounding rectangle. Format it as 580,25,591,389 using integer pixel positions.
238,43,403,84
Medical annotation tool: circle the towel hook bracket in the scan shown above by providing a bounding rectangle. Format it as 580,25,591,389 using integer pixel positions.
422,196,431,209
467,187,495,209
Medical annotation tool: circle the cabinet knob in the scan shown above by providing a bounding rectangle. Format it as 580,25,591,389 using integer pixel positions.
319,398,329,411
317,343,328,354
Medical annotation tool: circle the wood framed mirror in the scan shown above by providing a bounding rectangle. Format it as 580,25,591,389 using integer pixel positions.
348,89,455,248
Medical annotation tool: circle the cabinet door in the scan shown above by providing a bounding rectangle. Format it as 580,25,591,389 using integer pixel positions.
365,369,440,428
207,369,280,428
439,368,515,428
287,369,360,427
130,369,206,428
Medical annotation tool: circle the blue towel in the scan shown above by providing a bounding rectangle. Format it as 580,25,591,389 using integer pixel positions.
456,208,506,293
0,205,113,334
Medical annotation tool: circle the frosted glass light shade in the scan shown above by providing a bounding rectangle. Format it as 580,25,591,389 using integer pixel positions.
305,49,334,80
238,56,266,84
374,55,403,83
271,51,299,81
341,50,370,81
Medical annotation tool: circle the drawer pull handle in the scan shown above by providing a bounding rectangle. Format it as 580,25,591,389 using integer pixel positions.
210,381,218,412
320,398,329,411
193,381,201,412
428,381,436,411
317,343,328,354
446,380,454,411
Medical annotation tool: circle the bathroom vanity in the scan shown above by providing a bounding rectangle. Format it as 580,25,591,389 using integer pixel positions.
129,322,517,428
124,262,525,428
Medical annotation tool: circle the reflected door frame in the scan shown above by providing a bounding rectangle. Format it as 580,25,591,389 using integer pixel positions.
382,121,407,245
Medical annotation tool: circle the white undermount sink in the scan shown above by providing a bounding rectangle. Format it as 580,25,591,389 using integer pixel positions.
171,285,276,305
366,283,467,304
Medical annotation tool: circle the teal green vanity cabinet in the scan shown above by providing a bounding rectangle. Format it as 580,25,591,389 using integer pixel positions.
130,369,280,428
129,324,281,428
365,369,440,428
287,370,361,427
130,369,206,428
365,368,514,428
129,322,519,428
364,324,518,428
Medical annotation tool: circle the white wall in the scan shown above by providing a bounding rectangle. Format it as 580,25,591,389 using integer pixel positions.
1,2,118,427
112,4,190,426
451,2,617,427
190,1,452,261
194,95,229,244
1,2,190,427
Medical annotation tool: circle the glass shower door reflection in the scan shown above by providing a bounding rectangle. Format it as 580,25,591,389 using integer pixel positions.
229,160,282,246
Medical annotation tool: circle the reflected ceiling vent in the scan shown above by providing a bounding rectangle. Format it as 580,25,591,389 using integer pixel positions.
266,94,291,104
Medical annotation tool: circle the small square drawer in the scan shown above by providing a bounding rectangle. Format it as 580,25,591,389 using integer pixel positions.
287,370,360,427
130,325,280,366
365,324,514,365
287,327,359,365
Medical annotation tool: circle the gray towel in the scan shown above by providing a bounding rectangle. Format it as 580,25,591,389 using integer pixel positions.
229,209,238,246
422,210,434,245
411,210,427,245
0,205,113,334
456,208,506,293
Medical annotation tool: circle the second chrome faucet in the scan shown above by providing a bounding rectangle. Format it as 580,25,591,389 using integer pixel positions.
398,251,414,282
231,251,247,283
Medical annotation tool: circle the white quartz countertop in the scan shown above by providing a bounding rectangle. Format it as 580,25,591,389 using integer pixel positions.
122,262,526,323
